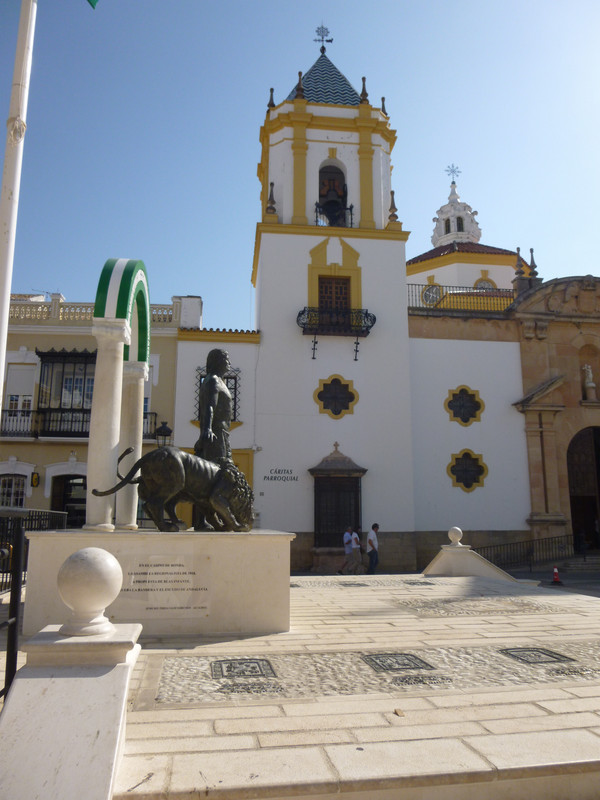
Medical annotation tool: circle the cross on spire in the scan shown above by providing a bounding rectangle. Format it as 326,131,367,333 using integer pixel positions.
314,25,333,53
445,163,461,182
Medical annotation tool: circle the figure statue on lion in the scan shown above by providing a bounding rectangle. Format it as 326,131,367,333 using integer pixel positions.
92,348,254,532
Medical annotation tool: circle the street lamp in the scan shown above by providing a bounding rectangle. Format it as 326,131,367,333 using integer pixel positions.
155,420,172,448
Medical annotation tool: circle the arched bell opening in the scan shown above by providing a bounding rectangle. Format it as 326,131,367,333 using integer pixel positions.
316,164,350,227
567,426,600,552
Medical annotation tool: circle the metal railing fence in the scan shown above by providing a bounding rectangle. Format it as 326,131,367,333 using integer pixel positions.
473,534,574,571
0,509,67,592
407,283,514,313
2,409,158,439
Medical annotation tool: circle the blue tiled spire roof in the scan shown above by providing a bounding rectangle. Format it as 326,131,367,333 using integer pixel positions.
286,52,361,105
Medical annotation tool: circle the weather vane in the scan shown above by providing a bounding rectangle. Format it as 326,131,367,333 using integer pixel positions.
314,25,333,51
445,164,461,181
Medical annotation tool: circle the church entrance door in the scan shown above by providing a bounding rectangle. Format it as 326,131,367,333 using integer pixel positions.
314,476,361,548
567,427,600,551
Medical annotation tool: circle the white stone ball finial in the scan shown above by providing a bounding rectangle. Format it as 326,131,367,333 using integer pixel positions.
57,547,123,636
448,526,464,546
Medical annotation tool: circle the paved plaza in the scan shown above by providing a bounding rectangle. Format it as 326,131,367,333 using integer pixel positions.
109,573,600,799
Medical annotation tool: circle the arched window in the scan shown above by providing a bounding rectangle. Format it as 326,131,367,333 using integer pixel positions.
444,219,451,235
457,216,464,232
317,165,348,227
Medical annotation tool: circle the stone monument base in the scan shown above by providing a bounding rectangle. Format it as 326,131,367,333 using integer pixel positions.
23,529,295,638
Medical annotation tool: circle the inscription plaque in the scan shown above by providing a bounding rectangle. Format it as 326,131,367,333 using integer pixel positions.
120,552,210,616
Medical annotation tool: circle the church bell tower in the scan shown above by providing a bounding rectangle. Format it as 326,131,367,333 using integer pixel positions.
251,35,415,541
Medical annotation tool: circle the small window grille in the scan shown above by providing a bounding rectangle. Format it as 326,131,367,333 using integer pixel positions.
447,450,488,492
313,375,358,419
444,386,484,425
195,366,241,422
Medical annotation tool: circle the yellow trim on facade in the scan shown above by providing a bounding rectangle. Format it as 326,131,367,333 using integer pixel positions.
357,105,376,229
252,223,410,287
260,109,397,149
407,251,523,277
232,448,254,487
177,329,260,343
307,238,362,308
313,374,359,419
291,102,310,225
447,449,488,492
256,124,270,216
444,385,485,427
474,270,497,289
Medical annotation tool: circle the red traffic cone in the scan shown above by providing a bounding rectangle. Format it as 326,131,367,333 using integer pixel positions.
552,566,563,585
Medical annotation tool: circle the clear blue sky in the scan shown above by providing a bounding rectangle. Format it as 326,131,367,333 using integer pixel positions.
1,0,599,330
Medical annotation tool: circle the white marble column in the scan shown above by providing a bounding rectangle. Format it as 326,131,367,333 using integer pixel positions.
84,318,131,531
116,360,148,529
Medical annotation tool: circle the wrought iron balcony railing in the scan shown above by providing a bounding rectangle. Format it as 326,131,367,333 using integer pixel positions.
407,283,514,313
37,409,92,437
2,409,159,439
314,202,354,228
297,307,376,337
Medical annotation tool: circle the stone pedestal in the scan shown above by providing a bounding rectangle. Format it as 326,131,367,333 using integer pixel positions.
24,529,295,637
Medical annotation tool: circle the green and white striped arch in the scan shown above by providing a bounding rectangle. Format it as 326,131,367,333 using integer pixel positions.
94,258,150,363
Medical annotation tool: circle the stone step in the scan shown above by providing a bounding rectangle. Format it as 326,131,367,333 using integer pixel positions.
561,561,600,572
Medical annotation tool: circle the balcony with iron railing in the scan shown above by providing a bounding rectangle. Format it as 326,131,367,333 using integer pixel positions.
407,283,514,315
1,409,158,439
297,307,376,337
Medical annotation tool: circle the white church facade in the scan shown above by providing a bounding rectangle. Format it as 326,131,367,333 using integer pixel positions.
171,47,600,570
3,47,600,571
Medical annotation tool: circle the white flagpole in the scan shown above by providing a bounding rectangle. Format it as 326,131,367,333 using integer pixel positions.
0,0,38,417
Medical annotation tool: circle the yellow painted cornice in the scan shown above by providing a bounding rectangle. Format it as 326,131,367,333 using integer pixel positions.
406,251,521,276
260,111,396,148
252,222,410,286
178,329,260,343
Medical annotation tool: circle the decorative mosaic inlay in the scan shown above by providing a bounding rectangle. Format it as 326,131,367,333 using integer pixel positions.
392,675,452,687
498,648,575,665
217,682,284,695
402,580,435,586
394,596,562,617
289,577,451,590
362,653,435,672
152,640,600,706
210,659,276,679
339,582,369,588
549,667,600,678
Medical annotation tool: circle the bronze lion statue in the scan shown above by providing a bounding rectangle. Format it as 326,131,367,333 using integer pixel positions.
92,446,254,532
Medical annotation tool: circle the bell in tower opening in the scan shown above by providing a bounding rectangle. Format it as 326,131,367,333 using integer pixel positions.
317,165,350,227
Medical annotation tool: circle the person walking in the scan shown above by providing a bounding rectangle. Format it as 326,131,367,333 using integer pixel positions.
339,525,354,574
351,527,364,574
367,523,379,574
